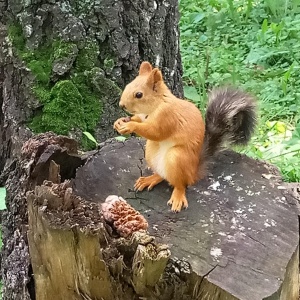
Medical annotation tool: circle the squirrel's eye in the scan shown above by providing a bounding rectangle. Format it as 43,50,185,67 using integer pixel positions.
135,92,143,99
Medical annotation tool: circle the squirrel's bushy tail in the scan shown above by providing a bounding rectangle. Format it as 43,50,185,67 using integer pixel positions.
203,87,257,159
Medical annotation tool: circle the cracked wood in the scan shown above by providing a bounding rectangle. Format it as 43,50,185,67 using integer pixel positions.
73,137,299,300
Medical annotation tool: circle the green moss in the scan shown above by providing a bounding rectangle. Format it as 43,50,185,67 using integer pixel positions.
73,0,94,17
75,41,99,70
103,57,115,72
9,22,120,149
71,71,103,130
30,79,98,135
28,59,52,83
32,84,51,103
31,80,86,134
53,41,77,60
8,23,26,53
9,24,54,84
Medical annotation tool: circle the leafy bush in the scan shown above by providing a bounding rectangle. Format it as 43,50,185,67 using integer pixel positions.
180,0,300,181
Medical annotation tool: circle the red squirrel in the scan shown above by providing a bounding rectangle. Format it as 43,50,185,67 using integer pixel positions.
114,61,256,212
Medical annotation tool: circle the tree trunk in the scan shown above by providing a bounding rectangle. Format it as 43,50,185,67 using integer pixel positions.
0,1,183,299
0,0,183,174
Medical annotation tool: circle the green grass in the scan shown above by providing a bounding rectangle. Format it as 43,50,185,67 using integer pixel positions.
179,0,300,182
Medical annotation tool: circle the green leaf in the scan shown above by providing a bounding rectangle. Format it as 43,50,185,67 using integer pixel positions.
83,131,98,146
287,143,300,152
261,19,269,35
293,122,300,138
191,12,205,23
115,136,127,142
183,86,201,103
274,121,287,133
199,34,208,43
289,104,298,112
0,187,6,210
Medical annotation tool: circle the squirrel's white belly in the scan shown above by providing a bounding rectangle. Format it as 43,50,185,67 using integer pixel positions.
150,140,174,179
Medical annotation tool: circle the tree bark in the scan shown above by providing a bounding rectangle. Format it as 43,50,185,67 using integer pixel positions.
0,0,183,175
0,1,183,299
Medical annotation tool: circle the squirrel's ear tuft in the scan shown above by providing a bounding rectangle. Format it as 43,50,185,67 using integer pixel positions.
152,68,163,83
139,61,153,75
146,68,163,89
152,68,162,83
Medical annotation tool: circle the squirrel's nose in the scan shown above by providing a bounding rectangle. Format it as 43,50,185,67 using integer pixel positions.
119,104,126,110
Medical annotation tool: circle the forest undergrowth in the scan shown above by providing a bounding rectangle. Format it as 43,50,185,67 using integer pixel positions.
180,0,300,182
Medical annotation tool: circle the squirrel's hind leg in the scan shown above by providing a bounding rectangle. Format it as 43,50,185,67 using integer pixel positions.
164,146,199,212
134,173,164,191
167,187,188,212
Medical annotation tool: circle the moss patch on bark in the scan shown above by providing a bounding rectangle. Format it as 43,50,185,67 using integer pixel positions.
8,23,121,147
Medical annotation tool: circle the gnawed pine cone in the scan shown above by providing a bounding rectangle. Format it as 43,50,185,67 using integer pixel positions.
101,195,148,237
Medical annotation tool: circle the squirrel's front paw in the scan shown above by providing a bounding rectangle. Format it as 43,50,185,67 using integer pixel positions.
113,117,131,130
114,120,136,135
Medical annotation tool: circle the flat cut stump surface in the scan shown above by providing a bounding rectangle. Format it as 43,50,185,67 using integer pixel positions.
73,138,299,300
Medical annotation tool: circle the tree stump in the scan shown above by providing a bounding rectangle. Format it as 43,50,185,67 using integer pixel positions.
24,135,300,300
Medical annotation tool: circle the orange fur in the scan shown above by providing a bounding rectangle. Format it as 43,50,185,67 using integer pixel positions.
114,61,205,212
